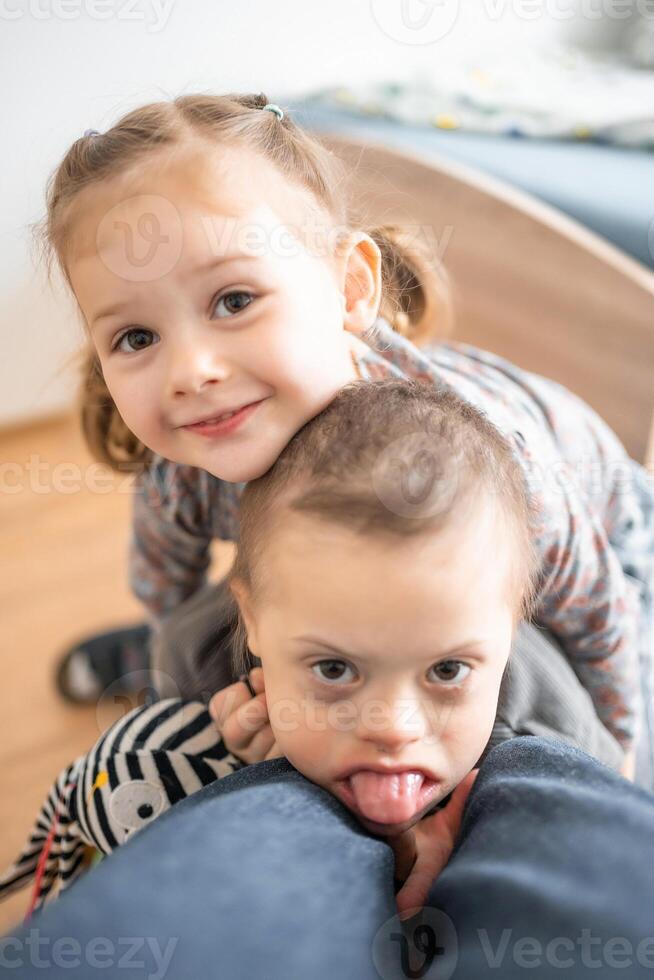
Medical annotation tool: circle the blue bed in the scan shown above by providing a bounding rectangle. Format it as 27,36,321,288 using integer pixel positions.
288,99,654,271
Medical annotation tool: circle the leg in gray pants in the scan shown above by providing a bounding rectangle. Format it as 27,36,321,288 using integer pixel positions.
149,578,625,775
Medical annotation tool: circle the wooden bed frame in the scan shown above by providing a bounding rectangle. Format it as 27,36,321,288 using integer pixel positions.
319,133,654,469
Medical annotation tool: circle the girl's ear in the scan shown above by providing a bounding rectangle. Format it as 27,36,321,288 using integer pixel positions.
340,233,382,336
229,577,260,655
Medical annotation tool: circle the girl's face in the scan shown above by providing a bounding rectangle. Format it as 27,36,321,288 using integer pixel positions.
67,144,379,482
233,499,516,838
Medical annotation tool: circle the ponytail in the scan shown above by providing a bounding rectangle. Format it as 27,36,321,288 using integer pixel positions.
77,348,151,473
367,223,453,347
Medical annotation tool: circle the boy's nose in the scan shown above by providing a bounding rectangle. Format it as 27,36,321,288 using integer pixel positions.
356,694,429,752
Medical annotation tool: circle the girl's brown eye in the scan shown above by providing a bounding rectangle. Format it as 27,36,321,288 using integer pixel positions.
114,328,157,353
213,291,254,318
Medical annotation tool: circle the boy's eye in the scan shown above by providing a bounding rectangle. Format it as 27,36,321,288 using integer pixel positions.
428,660,470,685
311,659,356,685
212,291,255,318
113,327,158,353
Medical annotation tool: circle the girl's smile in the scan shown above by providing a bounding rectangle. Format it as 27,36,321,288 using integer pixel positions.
178,397,270,438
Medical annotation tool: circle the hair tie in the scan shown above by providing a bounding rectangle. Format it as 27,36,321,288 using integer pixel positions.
83,129,100,138
262,103,284,121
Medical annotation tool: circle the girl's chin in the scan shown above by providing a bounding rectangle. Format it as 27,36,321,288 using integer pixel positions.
200,441,284,484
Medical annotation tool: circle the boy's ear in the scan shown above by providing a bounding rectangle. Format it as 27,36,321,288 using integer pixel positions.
340,233,382,336
229,577,259,655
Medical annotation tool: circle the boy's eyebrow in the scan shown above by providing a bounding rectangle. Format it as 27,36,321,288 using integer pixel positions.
292,636,488,662
91,252,260,326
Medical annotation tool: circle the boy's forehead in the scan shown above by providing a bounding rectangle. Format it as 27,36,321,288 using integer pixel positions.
260,505,515,621
246,507,516,673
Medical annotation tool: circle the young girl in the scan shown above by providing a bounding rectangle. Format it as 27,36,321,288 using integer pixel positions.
40,92,652,780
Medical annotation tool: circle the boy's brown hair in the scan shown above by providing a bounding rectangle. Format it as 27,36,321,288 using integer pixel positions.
228,378,541,676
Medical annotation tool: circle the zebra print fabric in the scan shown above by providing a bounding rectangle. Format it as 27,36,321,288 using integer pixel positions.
0,699,244,912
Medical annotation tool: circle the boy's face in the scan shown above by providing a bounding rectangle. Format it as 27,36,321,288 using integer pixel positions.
234,499,516,838
67,144,378,483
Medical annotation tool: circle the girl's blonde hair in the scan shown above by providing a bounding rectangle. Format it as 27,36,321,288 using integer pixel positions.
34,92,453,473
228,379,542,677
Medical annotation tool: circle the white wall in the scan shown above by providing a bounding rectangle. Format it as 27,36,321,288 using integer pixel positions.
0,0,557,427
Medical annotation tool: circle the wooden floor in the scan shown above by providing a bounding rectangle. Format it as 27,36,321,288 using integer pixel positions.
0,413,231,931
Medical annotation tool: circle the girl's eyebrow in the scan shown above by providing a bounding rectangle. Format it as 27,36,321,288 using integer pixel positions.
193,251,260,274
92,300,130,327
292,636,488,662
90,251,261,327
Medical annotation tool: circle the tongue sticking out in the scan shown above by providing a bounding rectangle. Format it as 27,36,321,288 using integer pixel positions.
348,771,426,825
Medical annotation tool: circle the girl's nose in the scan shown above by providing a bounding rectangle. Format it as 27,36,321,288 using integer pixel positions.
168,344,231,398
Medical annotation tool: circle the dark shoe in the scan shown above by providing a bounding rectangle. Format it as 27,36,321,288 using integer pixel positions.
55,624,151,705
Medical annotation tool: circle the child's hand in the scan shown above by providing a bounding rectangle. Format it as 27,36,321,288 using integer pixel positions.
390,769,478,922
208,667,284,764
619,747,636,782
